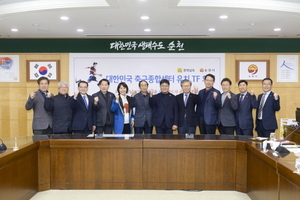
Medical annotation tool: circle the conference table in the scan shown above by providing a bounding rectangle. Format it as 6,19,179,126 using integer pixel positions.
0,134,299,200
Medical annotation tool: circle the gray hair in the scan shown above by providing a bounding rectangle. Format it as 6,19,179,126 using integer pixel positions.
57,81,69,88
180,79,192,87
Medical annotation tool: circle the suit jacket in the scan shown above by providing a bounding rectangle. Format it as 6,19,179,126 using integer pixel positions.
256,91,280,130
92,91,115,126
235,92,257,129
69,94,96,131
196,87,222,125
111,95,134,134
219,92,238,127
25,90,52,130
132,92,152,127
149,92,178,128
44,93,72,133
176,93,199,127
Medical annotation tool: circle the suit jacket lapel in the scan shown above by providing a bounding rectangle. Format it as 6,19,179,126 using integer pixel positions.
186,93,193,107
165,93,171,108
243,92,251,106
206,90,212,103
179,94,184,107
78,94,87,110
119,96,124,110
36,90,45,103
160,93,168,108
99,92,107,106
137,93,146,109
239,93,246,107
264,91,272,105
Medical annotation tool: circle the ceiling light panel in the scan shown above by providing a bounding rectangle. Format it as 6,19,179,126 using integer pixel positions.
0,0,110,15
141,16,149,20
177,0,300,13
60,16,69,20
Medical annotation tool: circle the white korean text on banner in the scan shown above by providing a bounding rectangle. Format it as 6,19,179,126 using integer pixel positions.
69,53,225,95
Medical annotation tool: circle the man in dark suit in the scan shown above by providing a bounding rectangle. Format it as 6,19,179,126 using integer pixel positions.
69,81,96,134
196,74,222,134
218,78,238,135
236,80,258,136
176,79,200,134
44,81,72,134
149,79,178,134
255,78,280,137
92,79,115,134
25,77,53,135
131,80,153,134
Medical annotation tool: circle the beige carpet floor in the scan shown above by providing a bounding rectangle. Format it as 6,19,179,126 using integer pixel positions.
30,190,251,200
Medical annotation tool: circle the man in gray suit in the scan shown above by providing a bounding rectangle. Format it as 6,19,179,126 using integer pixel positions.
218,78,238,135
25,77,53,135
93,79,115,134
131,80,153,134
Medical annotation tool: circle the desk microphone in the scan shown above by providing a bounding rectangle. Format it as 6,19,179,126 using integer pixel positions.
0,139,7,151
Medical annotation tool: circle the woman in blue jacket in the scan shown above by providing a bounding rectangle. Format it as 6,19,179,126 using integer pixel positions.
111,82,135,134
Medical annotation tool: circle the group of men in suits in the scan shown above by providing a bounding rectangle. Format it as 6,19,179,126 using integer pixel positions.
148,74,280,137
26,75,280,137
197,75,280,137
26,77,109,135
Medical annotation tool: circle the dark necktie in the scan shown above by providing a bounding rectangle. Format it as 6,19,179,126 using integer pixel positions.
239,94,244,104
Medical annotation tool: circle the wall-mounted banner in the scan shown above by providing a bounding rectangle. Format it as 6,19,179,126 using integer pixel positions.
0,55,19,82
69,53,225,95
277,55,298,82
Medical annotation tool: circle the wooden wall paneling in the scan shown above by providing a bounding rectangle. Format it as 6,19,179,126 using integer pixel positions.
246,143,279,200
228,53,300,138
235,141,247,193
50,139,143,189
142,140,238,190
277,157,300,199
0,53,71,139
38,140,51,191
1,52,300,140
279,175,300,199
1,138,300,199
0,143,39,200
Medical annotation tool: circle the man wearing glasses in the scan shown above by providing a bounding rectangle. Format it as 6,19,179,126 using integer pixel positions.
70,80,96,134
255,78,280,137
196,74,222,134
149,79,178,134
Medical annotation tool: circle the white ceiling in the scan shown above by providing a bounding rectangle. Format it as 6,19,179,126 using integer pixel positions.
1,0,300,38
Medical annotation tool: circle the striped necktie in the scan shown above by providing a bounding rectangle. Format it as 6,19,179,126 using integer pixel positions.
258,93,266,119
